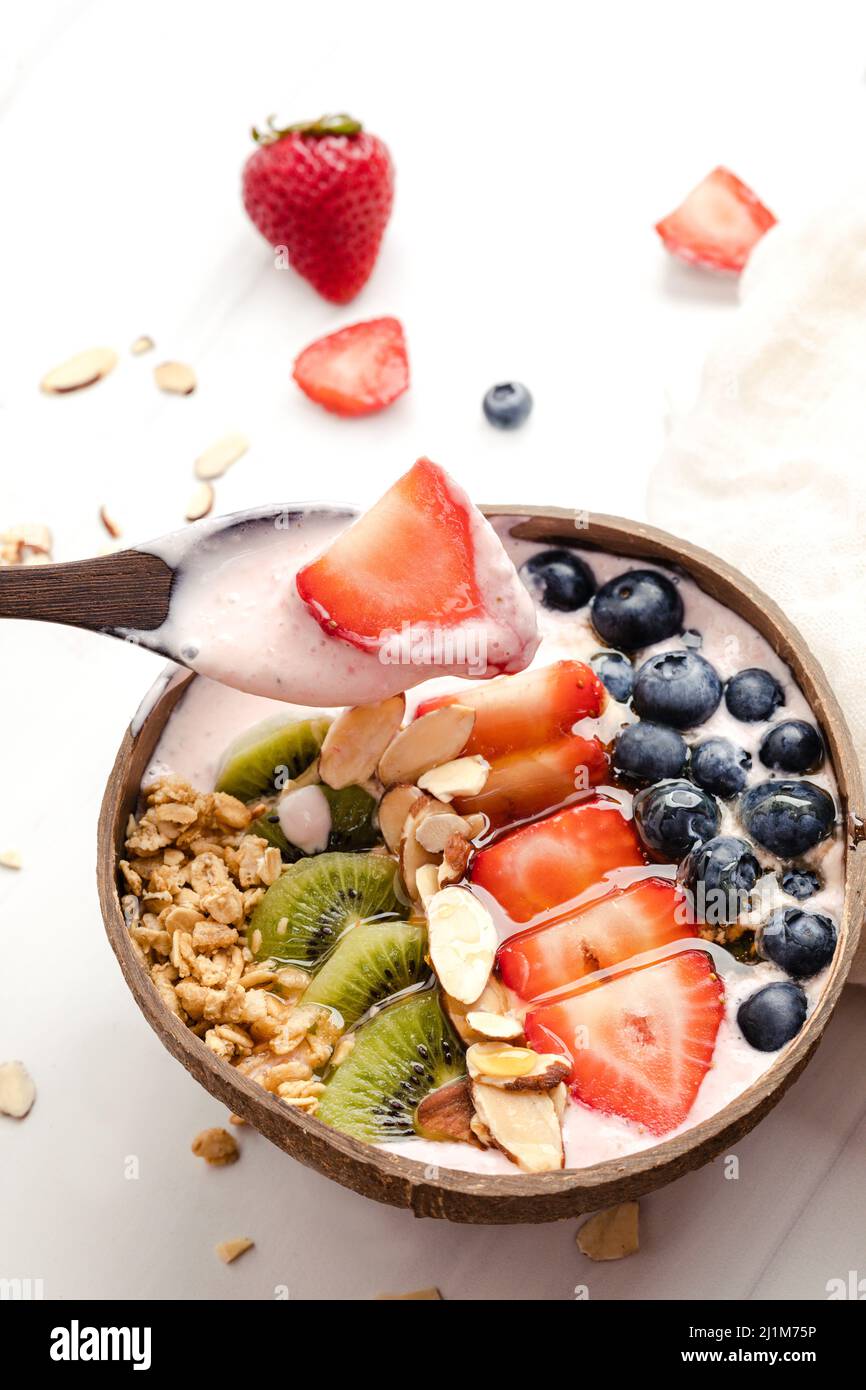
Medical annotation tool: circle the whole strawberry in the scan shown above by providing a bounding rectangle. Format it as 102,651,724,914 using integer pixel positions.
242,113,394,305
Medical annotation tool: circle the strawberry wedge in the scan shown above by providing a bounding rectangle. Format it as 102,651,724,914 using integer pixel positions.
524,951,724,1135
498,878,694,1000
470,796,645,925
416,660,606,760
454,733,609,830
293,317,409,417
296,459,539,673
655,167,776,274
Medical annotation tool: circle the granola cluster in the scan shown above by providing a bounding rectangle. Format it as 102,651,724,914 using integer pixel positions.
121,775,343,1113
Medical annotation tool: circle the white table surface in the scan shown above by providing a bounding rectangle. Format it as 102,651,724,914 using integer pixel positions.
2,0,865,1301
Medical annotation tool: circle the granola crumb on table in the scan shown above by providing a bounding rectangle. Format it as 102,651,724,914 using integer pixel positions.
123,776,344,1114
191,1126,240,1166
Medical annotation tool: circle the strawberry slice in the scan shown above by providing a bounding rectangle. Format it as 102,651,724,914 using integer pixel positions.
415,660,606,760
524,951,724,1134
455,733,608,830
470,796,645,925
297,458,486,652
293,316,409,416
655,167,776,274
498,878,694,1000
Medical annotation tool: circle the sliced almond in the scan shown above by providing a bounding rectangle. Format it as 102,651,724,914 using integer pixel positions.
185,482,214,522
99,505,122,539
415,1077,478,1145
417,755,490,803
0,1061,36,1118
444,975,511,1044
0,849,22,870
215,1237,254,1265
414,863,441,906
320,696,405,791
464,812,489,839
399,823,438,903
131,335,155,355
576,1203,640,1262
195,432,249,481
4,523,52,554
426,885,496,1005
40,347,117,393
378,705,475,787
465,1010,524,1042
551,1081,568,1121
378,784,421,853
470,1113,494,1147
415,811,472,854
470,1081,564,1173
467,1042,536,1079
154,360,196,395
467,1043,570,1091
437,833,472,887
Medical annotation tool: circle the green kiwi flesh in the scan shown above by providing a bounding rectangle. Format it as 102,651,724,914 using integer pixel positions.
215,715,331,802
303,920,428,1026
249,851,407,966
316,991,465,1142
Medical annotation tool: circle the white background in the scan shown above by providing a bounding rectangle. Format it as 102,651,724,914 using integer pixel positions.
2,0,866,1301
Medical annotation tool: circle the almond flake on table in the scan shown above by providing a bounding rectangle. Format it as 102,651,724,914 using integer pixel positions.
130,335,155,355
99,505,122,539
576,1202,640,1261
215,1237,254,1265
40,347,118,393
154,360,197,395
0,1062,36,1118
194,432,250,481
0,849,22,869
185,482,214,522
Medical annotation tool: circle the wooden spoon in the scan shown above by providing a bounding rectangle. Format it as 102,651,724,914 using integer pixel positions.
0,503,354,662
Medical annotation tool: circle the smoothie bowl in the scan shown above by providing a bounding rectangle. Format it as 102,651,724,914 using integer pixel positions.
97,462,865,1223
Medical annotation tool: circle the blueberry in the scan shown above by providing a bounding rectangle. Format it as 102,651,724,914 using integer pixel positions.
759,720,824,775
682,835,760,925
632,650,722,730
519,548,595,613
725,668,785,722
758,907,837,978
483,381,533,428
632,780,720,861
591,569,683,651
691,737,751,799
737,981,807,1051
740,780,835,858
590,650,634,703
781,868,821,901
613,721,688,785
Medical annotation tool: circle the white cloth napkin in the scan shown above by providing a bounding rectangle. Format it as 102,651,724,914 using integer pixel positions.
648,192,866,983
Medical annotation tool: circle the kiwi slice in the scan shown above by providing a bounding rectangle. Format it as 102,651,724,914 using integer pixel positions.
303,920,428,1026
316,990,465,1142
249,784,379,863
249,851,407,965
321,785,379,852
215,714,331,802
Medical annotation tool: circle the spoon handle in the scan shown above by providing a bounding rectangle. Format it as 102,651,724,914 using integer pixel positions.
0,550,173,634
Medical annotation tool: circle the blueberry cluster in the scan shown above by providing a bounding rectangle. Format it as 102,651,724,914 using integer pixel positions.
519,549,840,1054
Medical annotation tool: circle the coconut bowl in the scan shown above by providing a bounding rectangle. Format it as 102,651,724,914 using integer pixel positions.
97,507,866,1224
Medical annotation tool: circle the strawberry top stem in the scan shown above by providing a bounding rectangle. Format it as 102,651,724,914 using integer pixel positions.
251,113,363,145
